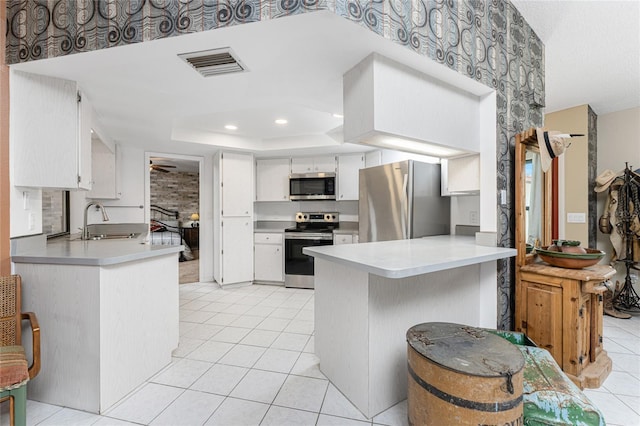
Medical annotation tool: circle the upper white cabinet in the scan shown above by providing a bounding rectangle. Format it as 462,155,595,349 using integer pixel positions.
221,152,254,216
256,158,290,202
365,151,382,168
291,156,336,173
337,154,365,201
87,137,120,199
441,154,480,195
10,70,92,190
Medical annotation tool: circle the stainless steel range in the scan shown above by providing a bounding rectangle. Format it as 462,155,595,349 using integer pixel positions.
284,212,339,289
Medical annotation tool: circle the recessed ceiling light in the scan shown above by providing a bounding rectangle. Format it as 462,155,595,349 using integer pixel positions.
332,113,344,118
224,124,238,130
275,119,288,125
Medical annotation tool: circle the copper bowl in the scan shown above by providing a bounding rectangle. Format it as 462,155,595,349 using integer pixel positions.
536,247,605,269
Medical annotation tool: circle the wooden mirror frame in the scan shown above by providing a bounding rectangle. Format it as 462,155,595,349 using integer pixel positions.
515,128,553,266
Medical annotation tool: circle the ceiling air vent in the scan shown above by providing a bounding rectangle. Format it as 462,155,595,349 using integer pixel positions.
178,48,246,77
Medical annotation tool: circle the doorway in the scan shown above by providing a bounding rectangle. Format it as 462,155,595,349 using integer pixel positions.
146,153,202,284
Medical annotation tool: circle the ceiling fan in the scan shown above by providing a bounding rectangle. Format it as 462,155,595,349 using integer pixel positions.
149,160,176,173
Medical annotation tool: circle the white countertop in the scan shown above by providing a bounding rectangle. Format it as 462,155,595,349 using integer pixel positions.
303,235,516,278
12,237,183,266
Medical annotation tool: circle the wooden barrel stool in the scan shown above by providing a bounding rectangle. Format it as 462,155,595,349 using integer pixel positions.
407,322,525,426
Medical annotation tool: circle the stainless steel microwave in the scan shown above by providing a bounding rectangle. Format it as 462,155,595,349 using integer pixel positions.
289,172,336,201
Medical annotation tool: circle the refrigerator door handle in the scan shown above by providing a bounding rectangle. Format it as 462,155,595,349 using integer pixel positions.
401,173,409,239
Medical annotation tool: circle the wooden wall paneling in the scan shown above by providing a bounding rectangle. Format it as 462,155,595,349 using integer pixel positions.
0,4,10,274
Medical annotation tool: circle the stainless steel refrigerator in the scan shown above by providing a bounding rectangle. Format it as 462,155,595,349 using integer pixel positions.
359,160,450,242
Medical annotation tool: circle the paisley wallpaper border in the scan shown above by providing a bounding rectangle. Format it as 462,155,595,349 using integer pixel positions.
5,0,544,330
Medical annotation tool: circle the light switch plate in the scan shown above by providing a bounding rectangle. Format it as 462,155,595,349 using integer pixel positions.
567,212,586,223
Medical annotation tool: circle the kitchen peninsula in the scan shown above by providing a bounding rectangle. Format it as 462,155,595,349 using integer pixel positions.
12,237,182,414
304,235,516,418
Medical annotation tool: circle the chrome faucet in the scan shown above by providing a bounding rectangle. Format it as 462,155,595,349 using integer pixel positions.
82,202,110,240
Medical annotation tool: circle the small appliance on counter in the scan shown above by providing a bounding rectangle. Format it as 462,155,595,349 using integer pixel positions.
284,212,339,289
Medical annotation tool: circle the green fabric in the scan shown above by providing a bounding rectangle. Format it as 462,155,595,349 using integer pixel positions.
487,329,605,426
519,346,604,426
0,384,27,426
486,329,537,347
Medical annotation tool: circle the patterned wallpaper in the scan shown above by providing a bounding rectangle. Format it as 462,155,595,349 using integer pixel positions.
5,0,544,329
588,105,598,249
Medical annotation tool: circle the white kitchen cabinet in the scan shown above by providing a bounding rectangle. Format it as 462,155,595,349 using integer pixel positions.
337,154,365,201
221,217,254,285
333,233,354,245
256,158,290,202
291,156,336,173
254,232,284,282
87,139,120,199
365,151,382,168
10,70,92,190
222,152,254,216
213,151,255,286
441,154,480,195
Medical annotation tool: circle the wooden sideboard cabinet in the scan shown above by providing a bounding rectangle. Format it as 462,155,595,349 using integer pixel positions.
182,227,199,258
515,263,613,389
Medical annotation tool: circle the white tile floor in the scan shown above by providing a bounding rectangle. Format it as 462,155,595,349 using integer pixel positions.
2,283,639,426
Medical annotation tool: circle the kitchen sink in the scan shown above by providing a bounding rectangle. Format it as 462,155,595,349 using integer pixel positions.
84,223,148,241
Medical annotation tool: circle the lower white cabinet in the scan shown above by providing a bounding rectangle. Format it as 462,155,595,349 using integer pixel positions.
254,232,284,282
221,217,254,285
334,233,356,245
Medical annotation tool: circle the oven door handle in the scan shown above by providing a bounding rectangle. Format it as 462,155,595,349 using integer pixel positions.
285,233,333,241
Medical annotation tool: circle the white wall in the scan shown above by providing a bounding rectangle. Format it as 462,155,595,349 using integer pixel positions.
596,107,640,286
255,201,358,222
344,54,481,153
450,195,480,234
74,144,146,230
9,186,42,237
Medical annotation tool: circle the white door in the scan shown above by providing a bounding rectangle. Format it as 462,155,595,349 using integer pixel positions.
11,71,81,188
337,154,364,200
291,157,315,174
221,217,254,285
313,156,336,172
256,158,290,201
254,244,283,282
77,91,93,190
222,152,253,216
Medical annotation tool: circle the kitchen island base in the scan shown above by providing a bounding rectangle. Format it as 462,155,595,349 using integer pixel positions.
314,258,499,419
15,253,179,413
